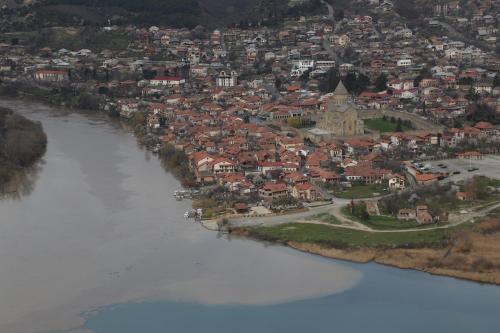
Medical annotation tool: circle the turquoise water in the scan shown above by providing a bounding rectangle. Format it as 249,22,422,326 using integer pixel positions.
85,259,500,333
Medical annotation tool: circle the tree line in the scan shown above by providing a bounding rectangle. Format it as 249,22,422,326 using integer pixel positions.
39,0,202,27
319,68,388,94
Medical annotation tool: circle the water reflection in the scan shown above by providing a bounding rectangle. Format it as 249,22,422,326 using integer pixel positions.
0,99,362,333
0,159,44,200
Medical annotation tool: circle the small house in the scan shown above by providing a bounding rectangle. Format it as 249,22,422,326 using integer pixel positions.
398,208,416,220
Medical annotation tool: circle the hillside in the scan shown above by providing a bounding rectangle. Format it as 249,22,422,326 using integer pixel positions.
1,0,328,29
35,0,203,27
198,0,261,23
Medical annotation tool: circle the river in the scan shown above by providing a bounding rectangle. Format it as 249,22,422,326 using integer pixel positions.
0,99,499,333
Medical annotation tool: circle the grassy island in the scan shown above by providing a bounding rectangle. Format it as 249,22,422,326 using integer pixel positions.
0,107,47,194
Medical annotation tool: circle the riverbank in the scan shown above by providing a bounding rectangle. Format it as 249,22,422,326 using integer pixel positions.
2,90,499,287
0,82,197,186
231,209,500,285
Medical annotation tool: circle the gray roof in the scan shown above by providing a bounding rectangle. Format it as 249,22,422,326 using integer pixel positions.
334,80,349,96
329,103,356,113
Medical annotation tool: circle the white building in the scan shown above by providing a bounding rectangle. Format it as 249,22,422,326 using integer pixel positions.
216,70,238,87
388,79,414,91
150,76,186,86
290,60,315,78
315,60,336,70
388,174,405,190
397,59,412,67
33,69,68,82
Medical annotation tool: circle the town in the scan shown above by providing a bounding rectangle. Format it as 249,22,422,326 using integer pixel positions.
2,2,500,330
1,0,500,228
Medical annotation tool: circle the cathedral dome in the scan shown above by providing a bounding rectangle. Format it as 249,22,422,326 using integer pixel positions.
331,80,351,105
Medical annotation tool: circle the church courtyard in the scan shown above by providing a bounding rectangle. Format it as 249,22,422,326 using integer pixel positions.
364,118,412,133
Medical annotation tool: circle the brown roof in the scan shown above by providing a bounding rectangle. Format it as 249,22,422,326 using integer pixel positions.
345,166,389,177
457,151,481,156
474,121,494,130
295,183,314,191
415,173,439,181
261,182,288,192
234,202,248,210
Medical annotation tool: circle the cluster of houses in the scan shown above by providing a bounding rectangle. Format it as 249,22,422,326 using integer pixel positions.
0,0,499,209
180,130,412,204
0,0,498,118
398,205,435,225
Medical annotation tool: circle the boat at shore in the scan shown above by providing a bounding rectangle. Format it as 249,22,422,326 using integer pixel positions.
184,208,203,220
174,190,192,200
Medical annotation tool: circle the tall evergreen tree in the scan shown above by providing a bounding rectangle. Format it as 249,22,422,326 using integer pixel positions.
374,73,388,92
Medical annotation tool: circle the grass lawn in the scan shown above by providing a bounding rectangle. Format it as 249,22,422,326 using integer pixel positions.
335,184,389,199
364,118,410,133
341,206,424,230
245,223,452,248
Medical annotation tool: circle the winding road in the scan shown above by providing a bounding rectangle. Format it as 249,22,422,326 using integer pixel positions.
320,0,341,63
228,198,500,234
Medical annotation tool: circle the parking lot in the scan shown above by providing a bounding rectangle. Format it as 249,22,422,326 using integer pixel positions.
431,155,500,183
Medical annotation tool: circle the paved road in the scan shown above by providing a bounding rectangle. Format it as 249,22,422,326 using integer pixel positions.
321,0,334,20
383,110,444,132
229,203,338,227
228,202,370,230
320,0,341,63
322,35,340,63
438,20,494,52
229,197,500,234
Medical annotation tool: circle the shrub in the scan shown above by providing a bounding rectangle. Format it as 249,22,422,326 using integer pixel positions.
472,258,494,272
453,233,473,253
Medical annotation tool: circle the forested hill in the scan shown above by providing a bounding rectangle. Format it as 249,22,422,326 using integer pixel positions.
38,0,203,27
0,107,47,193
1,0,449,29
26,0,325,28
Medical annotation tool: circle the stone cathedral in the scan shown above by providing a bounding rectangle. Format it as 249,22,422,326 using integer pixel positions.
317,80,364,136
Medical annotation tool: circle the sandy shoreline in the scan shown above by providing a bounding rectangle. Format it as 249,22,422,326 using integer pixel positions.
287,242,500,285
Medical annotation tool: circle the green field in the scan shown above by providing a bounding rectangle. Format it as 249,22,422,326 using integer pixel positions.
245,223,451,248
364,118,410,133
335,184,389,199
